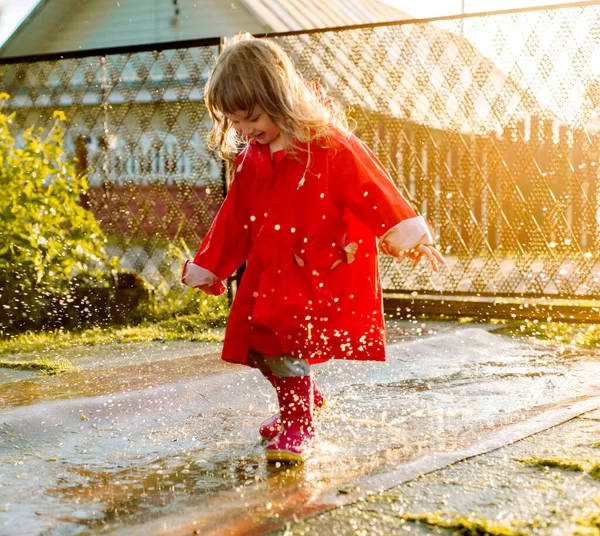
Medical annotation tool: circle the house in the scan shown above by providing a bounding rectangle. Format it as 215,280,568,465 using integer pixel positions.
0,0,411,58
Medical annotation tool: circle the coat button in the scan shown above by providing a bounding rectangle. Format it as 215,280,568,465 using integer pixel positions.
293,252,305,266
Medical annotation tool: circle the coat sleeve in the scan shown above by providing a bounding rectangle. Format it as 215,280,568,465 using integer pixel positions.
330,134,434,256
182,155,253,295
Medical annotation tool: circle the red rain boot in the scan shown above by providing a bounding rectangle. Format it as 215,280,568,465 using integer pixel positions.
259,375,325,441
265,375,315,463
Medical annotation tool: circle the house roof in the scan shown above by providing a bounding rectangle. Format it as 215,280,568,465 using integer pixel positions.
0,0,410,59
239,0,411,32
0,0,79,58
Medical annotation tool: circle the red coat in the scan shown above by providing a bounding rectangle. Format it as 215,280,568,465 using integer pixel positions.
189,132,422,366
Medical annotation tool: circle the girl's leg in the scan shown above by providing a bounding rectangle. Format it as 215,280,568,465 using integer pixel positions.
248,350,281,439
269,357,326,411
268,356,310,378
247,348,272,375
265,357,317,463
249,349,325,446
256,355,325,441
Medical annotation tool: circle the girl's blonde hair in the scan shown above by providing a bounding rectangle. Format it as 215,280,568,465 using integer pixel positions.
205,33,347,162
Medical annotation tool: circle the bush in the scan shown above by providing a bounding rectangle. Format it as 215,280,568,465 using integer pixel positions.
139,238,229,325
0,96,115,332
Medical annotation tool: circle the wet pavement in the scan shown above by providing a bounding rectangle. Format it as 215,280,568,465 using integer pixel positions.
1,320,600,535
283,408,600,535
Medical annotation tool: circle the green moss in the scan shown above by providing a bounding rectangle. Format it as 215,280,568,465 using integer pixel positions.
517,457,585,472
401,511,525,536
0,358,74,375
0,313,225,358
518,458,600,481
368,492,402,503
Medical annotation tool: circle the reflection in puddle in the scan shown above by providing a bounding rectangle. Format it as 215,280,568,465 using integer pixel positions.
48,454,266,531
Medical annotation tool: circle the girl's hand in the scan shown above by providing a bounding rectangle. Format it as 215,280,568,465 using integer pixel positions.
396,245,445,272
181,260,226,295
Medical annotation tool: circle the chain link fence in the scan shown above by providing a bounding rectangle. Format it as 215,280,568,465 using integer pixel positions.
2,3,600,304
1,41,225,291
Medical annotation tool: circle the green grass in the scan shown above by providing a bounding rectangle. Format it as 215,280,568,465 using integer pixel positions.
0,283,229,374
573,511,600,533
495,320,600,349
0,313,226,358
0,358,75,375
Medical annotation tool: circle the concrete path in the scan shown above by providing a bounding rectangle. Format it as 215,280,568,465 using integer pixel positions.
1,321,599,535
283,407,600,535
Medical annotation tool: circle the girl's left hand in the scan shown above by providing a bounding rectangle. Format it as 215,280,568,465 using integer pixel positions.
397,245,445,272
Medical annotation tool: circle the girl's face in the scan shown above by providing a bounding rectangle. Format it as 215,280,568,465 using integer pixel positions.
226,106,281,146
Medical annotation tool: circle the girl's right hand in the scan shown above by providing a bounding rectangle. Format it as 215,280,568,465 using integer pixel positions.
396,245,445,272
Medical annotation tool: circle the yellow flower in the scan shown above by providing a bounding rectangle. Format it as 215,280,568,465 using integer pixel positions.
0,92,9,100
53,110,66,121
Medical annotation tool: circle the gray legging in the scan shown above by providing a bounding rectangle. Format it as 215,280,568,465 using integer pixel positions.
248,349,310,378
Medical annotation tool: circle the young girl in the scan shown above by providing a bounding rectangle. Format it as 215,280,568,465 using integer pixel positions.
182,34,444,464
